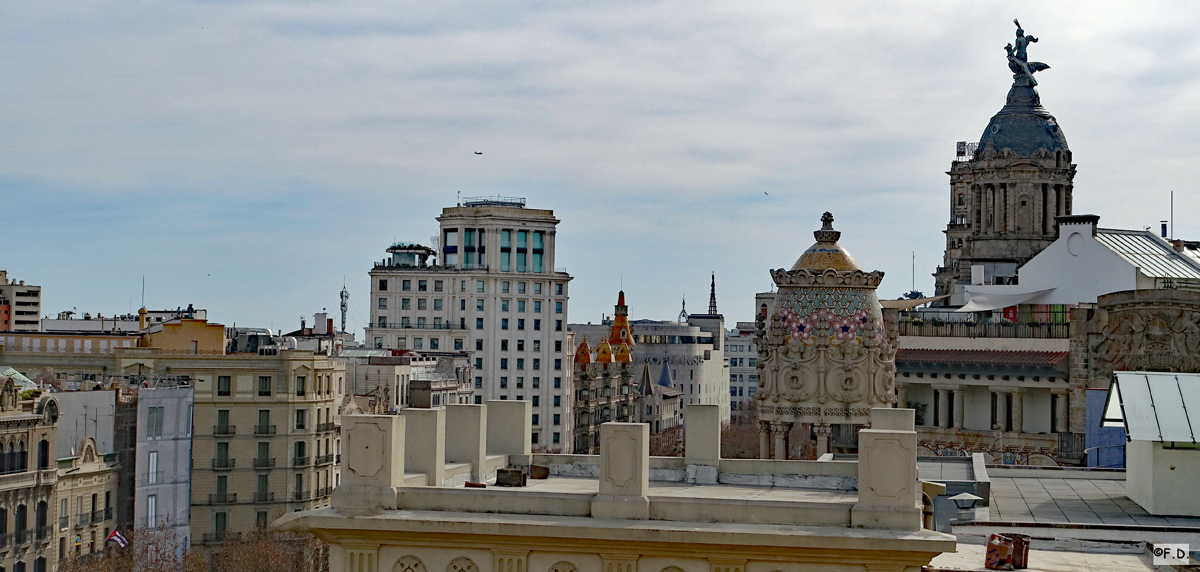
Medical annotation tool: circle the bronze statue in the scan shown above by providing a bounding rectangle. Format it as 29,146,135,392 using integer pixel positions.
1005,19,1050,86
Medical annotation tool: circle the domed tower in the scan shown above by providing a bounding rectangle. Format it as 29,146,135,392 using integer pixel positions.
754,213,899,459
934,20,1077,304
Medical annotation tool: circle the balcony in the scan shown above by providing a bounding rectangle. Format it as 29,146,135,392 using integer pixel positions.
254,424,276,436
211,458,235,470
35,525,52,542
292,489,311,502
141,470,166,485
75,513,89,527
316,422,336,433
15,529,30,545
0,470,36,488
253,491,275,503
59,515,68,529
292,456,310,468
91,510,103,524
315,486,332,498
253,457,276,469
897,319,1069,339
315,454,334,466
208,492,237,504
38,468,57,486
372,322,469,331
105,507,113,521
213,425,237,436
201,531,241,544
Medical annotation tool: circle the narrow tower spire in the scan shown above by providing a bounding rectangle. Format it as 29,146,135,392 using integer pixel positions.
708,273,718,315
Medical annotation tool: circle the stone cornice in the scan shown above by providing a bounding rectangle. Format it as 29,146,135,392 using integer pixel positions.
770,268,884,289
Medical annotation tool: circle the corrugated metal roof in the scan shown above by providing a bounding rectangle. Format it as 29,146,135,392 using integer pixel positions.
897,349,1067,367
1095,229,1200,280
1104,371,1200,443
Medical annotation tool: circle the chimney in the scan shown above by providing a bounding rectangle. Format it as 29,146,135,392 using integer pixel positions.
1055,214,1100,237
138,307,147,330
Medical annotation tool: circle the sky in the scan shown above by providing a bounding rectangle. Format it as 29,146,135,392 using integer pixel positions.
4,1,1200,339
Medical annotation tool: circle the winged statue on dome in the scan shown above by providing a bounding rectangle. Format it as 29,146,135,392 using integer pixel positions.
1005,19,1050,86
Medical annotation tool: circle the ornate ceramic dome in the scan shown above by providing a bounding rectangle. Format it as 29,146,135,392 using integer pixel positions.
790,212,862,272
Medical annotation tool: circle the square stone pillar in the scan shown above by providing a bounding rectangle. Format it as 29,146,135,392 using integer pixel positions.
685,404,720,483
401,407,445,486
992,388,1008,431
952,388,965,429
486,400,532,459
936,389,950,428
1011,389,1024,434
446,404,487,481
758,422,771,460
1053,389,1069,433
592,422,649,519
334,414,405,510
813,423,830,457
851,408,921,530
896,383,909,408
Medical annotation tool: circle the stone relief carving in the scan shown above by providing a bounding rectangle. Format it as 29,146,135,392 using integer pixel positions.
549,562,578,572
447,558,478,572
1092,307,1200,373
395,556,427,572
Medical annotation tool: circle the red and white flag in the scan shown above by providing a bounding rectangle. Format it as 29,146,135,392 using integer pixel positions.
106,529,129,548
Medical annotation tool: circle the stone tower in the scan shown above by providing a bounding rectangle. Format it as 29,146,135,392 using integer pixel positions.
754,213,899,459
934,21,1077,304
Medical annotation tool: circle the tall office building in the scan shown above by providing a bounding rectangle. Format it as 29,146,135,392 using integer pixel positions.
0,271,41,332
367,197,574,452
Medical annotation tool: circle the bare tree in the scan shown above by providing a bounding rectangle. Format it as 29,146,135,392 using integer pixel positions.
649,425,683,457
57,524,323,572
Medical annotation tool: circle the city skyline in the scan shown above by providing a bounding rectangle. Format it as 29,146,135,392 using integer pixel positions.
5,3,1199,338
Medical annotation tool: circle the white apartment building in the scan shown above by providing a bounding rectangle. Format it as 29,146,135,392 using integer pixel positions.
726,321,758,414
366,197,574,452
0,270,41,332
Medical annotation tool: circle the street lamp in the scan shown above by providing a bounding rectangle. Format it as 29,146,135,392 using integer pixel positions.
950,492,982,509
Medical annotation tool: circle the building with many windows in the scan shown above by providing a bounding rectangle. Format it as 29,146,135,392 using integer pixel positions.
134,383,193,552
0,271,41,333
725,322,758,416
0,377,59,572
55,436,118,565
366,197,573,452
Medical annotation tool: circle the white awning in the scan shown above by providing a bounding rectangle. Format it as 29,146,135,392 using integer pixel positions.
953,289,1054,313
880,295,950,310
1103,371,1200,443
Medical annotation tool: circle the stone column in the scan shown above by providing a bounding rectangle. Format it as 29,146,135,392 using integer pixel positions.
992,388,1007,431
937,390,950,429
1053,389,1069,433
758,421,771,460
952,389,965,429
445,404,487,481
592,422,649,519
771,422,789,460
684,404,720,484
851,408,921,530
896,383,909,409
1011,389,1024,434
814,423,832,457
335,414,405,511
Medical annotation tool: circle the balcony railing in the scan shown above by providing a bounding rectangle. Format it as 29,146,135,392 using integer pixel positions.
212,458,235,470
35,525,52,542
897,320,1069,339
372,323,469,330
213,425,236,436
91,510,104,524
253,457,276,469
208,492,237,504
254,424,276,436
253,491,275,503
315,454,334,466
315,486,332,498
0,471,37,488
293,489,310,501
201,531,241,544
59,515,68,529
14,529,30,545
292,456,310,468
141,470,166,484
316,422,336,432
75,513,89,527
105,507,113,521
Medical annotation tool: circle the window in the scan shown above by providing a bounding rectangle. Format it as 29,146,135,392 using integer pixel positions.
556,283,563,295
553,414,560,426
454,338,463,350
257,511,269,529
500,359,508,370
402,298,411,310
417,299,427,310
516,339,524,351
533,319,541,330
500,377,508,389
460,299,466,311
477,299,484,311
146,407,165,439
401,316,410,327
296,376,306,396
397,337,407,349
403,280,411,291
217,376,231,396
531,432,539,444
502,319,509,330
532,414,539,426
553,396,560,407
434,299,443,310
476,280,485,292
532,396,540,406
517,377,524,388
555,340,562,352
418,280,428,291
378,298,387,309
518,300,526,312
434,280,444,292
502,300,509,312
534,301,541,312
378,316,387,327
501,340,509,351
554,359,562,370
475,396,482,404
553,432,560,444
533,359,540,370
555,301,563,314
534,283,542,294
379,279,388,291
555,320,562,331
533,377,540,388
295,410,307,430
374,337,383,348
414,337,423,349
516,358,524,370
517,319,525,330
554,377,561,388
532,340,540,351
502,281,510,293
474,377,482,389
430,338,439,350
474,357,483,369
147,495,157,527
518,282,526,293
475,339,483,350
148,451,159,483
476,318,484,329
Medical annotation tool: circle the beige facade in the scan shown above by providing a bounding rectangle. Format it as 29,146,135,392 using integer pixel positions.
0,379,59,572
55,436,119,564
276,404,953,572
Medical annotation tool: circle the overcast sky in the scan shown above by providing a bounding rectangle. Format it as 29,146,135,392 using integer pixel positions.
4,2,1199,338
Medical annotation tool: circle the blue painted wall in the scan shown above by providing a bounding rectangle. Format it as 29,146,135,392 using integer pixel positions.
1085,388,1126,467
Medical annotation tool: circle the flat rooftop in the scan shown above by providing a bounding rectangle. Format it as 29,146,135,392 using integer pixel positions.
989,475,1200,527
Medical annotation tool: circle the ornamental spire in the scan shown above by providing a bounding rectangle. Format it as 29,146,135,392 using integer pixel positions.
708,273,718,315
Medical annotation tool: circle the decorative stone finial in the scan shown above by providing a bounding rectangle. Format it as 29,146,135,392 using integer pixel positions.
814,212,841,242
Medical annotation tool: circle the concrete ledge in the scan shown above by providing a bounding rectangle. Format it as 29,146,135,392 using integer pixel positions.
443,462,472,487
403,473,427,486
650,497,851,527
397,488,593,516
331,485,402,510
718,458,857,477
851,505,922,531
592,495,650,520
